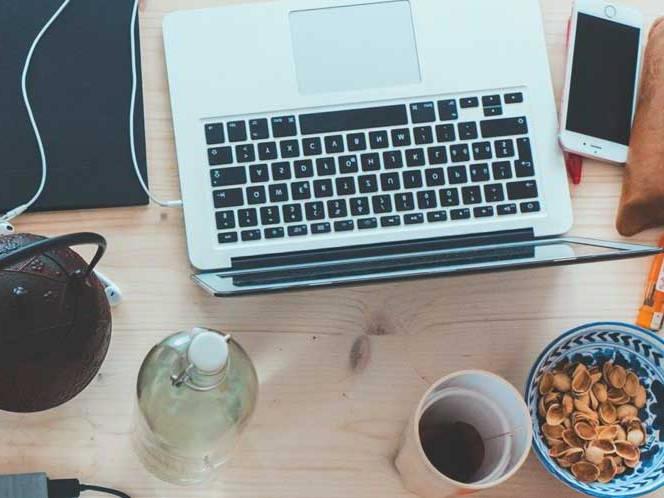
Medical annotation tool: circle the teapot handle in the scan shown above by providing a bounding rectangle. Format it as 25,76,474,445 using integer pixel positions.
0,232,106,276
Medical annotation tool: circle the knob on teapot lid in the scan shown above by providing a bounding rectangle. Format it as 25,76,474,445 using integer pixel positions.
188,329,230,373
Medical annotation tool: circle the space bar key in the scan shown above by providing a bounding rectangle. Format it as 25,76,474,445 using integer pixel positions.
299,105,408,135
480,117,529,138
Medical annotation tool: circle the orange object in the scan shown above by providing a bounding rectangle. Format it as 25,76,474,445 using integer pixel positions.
637,235,664,331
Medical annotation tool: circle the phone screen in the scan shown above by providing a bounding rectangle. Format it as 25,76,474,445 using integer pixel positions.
566,13,640,146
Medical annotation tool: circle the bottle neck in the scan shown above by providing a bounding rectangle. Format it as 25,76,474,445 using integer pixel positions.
172,361,229,392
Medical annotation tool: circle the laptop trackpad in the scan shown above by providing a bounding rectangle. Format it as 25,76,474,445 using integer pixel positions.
289,1,421,95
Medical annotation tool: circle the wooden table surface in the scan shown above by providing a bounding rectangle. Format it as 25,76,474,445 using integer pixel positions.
3,0,663,496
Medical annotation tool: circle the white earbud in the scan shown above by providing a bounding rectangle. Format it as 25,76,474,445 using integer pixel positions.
94,270,123,307
0,222,15,235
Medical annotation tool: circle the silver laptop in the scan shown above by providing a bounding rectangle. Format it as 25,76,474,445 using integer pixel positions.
162,0,660,296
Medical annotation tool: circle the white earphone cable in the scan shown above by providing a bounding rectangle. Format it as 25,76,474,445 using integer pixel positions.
1,0,181,225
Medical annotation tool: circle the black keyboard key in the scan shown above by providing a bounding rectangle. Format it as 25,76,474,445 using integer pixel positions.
517,137,533,161
383,150,404,169
403,170,423,189
271,162,291,180
485,106,503,116
208,146,233,166
450,208,471,220
216,211,235,230
460,97,479,108
250,163,269,182
311,222,331,234
265,227,285,239
280,140,299,158
327,199,348,218
504,92,524,104
405,213,424,225
436,124,456,142
381,215,401,227
440,188,460,207
359,175,378,194
515,159,535,178
470,163,490,182
302,137,322,156
482,95,501,107
334,220,354,232
294,160,314,178
292,181,311,200
507,180,538,200
238,208,258,227
472,142,493,161
249,118,269,140
300,105,408,135
414,126,434,145
462,186,482,205
395,192,415,211
450,144,470,163
358,217,378,230
406,148,425,167
492,161,513,180
210,167,246,187
448,166,468,185
218,232,237,244
272,116,297,138
227,121,247,142
425,168,445,187
428,146,447,165
269,183,289,202
288,225,308,237
392,128,411,147
339,155,359,174
474,206,494,218
497,203,518,216
458,122,478,140
235,144,255,163
241,229,261,241
410,102,436,123
369,131,389,149
336,177,356,196
213,188,243,208
372,195,392,214
521,201,541,213
350,197,370,216
347,133,367,151
427,211,447,223
417,190,437,209
324,135,344,154
313,179,334,198
260,206,281,225
257,142,278,161
361,153,381,171
316,157,336,176
483,183,505,203
381,172,401,191
481,117,528,138
438,99,458,121
283,204,303,223
495,139,515,158
205,123,225,144
305,201,325,220
246,186,267,205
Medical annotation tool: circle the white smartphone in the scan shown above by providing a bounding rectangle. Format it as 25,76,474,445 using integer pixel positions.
559,0,644,164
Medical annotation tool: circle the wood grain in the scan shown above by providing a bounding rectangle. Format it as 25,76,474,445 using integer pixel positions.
3,1,663,497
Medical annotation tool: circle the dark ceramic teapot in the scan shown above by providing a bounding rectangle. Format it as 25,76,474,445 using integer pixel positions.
0,232,112,413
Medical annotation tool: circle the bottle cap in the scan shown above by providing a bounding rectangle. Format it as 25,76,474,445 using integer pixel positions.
188,330,229,373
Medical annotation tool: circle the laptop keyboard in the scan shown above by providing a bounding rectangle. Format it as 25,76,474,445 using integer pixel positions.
204,90,541,245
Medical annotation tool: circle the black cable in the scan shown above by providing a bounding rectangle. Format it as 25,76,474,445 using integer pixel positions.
80,484,131,498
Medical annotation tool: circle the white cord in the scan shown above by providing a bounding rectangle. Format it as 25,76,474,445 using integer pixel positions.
1,0,182,225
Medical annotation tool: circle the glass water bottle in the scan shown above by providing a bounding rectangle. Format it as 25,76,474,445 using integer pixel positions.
133,327,258,485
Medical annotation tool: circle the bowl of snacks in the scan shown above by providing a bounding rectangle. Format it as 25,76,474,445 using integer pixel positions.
526,322,664,497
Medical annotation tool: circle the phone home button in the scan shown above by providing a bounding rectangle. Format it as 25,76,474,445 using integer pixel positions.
605,5,617,18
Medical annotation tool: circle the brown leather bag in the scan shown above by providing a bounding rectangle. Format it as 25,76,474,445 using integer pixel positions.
617,18,664,236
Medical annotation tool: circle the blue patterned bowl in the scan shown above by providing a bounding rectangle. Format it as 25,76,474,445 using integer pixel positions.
526,322,664,497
